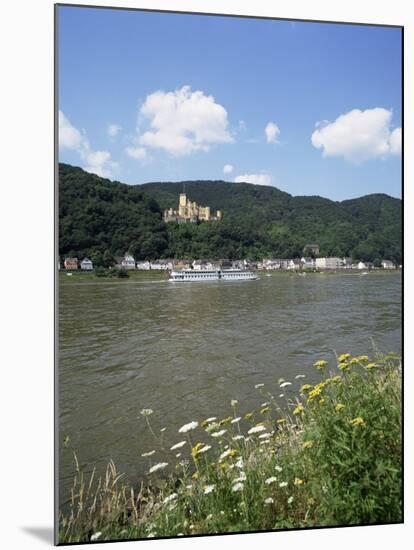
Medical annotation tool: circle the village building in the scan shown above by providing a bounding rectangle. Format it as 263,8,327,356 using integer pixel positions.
164,193,222,223
80,257,93,270
150,259,174,270
64,257,78,270
316,257,342,270
173,259,192,270
301,257,316,269
115,253,136,270
381,260,396,269
136,261,151,270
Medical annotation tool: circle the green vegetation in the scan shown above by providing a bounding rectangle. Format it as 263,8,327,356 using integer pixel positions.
59,164,402,263
59,163,169,264
59,352,402,543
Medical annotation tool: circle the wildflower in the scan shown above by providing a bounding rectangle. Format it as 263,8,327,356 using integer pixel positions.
205,422,220,433
192,471,200,480
295,374,306,379
308,387,322,401
231,399,238,407
338,362,350,371
300,384,313,393
260,406,271,415
350,417,365,426
178,421,198,433
160,427,166,432
287,496,294,504
91,532,102,541
201,417,217,427
265,497,274,504
219,449,233,461
313,360,327,370
149,462,168,474
279,393,285,398
219,416,233,426
141,450,156,457
277,418,286,424
203,485,216,495
275,465,283,472
163,493,177,505
232,435,245,441
302,440,314,449
231,417,242,424
244,412,254,420
259,432,272,439
185,484,192,489
335,403,345,412
170,441,186,451
261,401,271,407
365,363,378,370
319,398,326,405
234,471,247,482
248,425,267,435
140,408,153,417
293,404,305,416
207,513,214,520
175,453,181,458
279,481,288,488
191,442,204,459
255,383,265,389
265,476,277,485
338,353,350,363
210,429,227,438
232,482,244,492
307,497,315,505
294,478,304,486
198,444,211,454
235,457,244,469
355,355,369,362
280,381,292,388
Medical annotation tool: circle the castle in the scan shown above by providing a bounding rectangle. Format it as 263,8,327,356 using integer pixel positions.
163,193,222,223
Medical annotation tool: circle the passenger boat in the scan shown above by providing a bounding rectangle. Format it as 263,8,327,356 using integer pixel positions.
168,269,258,282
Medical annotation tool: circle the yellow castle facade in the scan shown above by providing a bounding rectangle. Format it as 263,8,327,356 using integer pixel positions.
164,193,222,223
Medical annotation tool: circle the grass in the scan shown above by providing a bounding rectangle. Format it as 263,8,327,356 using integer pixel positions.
59,351,402,543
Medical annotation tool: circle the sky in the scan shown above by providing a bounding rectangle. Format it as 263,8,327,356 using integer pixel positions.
58,6,402,201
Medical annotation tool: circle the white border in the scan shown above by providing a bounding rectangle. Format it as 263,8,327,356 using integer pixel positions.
0,1,411,548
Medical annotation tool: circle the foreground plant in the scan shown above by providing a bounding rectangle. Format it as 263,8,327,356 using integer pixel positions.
59,351,402,543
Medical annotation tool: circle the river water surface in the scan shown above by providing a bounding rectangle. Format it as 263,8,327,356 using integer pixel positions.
58,272,401,507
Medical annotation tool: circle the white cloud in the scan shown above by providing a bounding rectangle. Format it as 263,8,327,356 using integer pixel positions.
234,173,272,187
59,110,83,149
126,146,151,163
107,123,122,138
389,127,402,155
311,108,402,163
59,110,117,178
137,85,233,156
223,164,234,174
265,122,280,144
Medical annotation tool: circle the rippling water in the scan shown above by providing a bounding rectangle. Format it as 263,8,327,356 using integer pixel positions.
58,272,401,507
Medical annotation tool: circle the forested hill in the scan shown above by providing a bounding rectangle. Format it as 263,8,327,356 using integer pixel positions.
141,180,402,263
59,163,402,264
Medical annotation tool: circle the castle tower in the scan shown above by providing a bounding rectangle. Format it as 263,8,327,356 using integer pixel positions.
178,193,187,217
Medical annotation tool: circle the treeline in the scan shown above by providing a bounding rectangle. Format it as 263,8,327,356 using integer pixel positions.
59,164,402,264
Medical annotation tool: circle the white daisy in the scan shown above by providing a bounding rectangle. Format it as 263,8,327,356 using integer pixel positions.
248,425,266,435
231,417,242,424
265,476,277,485
170,441,186,450
211,429,227,438
140,408,153,417
163,493,177,505
149,462,168,474
279,481,288,488
255,383,265,389
264,497,274,504
203,485,216,495
141,450,156,457
232,435,245,441
232,482,244,492
279,382,292,388
178,421,198,433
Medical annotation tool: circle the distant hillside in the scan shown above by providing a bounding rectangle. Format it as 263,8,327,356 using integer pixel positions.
141,180,402,263
59,164,402,264
59,163,168,264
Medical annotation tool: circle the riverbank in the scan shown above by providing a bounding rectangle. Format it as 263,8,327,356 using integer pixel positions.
59,351,402,543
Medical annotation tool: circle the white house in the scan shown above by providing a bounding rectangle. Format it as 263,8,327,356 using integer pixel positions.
301,257,316,269
136,261,151,270
116,254,136,270
80,257,93,270
357,261,367,270
151,259,173,270
316,257,342,270
381,260,395,269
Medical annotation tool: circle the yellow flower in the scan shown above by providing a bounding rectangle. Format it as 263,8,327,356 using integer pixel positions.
277,418,287,424
307,497,315,506
192,471,200,480
260,406,271,415
349,417,365,427
331,376,342,383
338,362,349,371
300,384,313,393
319,398,326,405
244,412,254,420
294,478,304,486
191,442,204,459
313,360,327,370
219,416,233,426
293,404,305,416
338,353,350,362
355,355,369,362
302,440,314,449
308,387,322,401
365,363,378,370
335,403,345,412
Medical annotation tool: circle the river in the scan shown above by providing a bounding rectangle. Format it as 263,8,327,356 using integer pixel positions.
58,271,401,508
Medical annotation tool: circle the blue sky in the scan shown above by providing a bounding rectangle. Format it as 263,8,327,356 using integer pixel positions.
58,6,402,201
